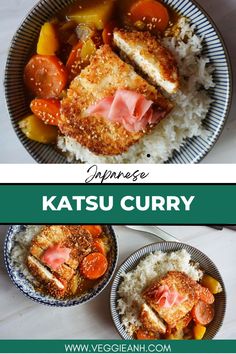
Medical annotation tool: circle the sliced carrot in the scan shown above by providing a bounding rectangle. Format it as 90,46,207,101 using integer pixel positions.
66,39,96,81
30,98,61,126
93,239,106,255
81,225,103,238
136,328,157,340
102,21,117,45
192,301,215,326
130,0,170,32
24,55,68,98
66,41,83,68
197,285,215,305
80,252,108,280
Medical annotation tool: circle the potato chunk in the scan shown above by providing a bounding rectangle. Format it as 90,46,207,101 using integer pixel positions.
66,0,114,30
201,274,223,295
193,324,206,340
19,115,58,144
37,22,59,55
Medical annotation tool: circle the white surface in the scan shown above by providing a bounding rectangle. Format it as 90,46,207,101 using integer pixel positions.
0,224,236,339
0,0,235,164
1,164,236,183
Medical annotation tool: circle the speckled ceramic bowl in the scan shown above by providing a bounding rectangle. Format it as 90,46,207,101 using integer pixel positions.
4,225,118,307
110,242,226,339
4,0,232,163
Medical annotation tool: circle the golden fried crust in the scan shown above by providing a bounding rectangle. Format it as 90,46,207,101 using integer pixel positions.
140,303,166,334
175,312,192,330
30,225,92,271
143,271,200,327
30,243,75,281
59,45,173,156
62,226,93,265
78,44,158,100
113,29,179,93
27,225,94,299
33,225,71,247
27,255,66,299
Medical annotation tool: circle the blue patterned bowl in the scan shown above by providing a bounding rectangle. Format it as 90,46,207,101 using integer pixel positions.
4,225,118,307
110,242,226,339
4,0,232,163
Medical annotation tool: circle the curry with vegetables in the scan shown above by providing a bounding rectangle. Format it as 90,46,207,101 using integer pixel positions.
27,225,112,299
20,0,180,155
135,271,222,340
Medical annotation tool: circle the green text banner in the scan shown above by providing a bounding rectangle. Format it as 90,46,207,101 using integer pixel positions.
0,184,235,224
0,340,236,353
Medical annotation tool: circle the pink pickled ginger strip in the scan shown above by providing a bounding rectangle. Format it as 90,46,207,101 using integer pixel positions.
153,285,186,308
41,244,71,271
86,89,162,132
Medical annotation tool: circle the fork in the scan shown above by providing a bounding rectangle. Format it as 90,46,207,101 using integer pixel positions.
125,225,180,242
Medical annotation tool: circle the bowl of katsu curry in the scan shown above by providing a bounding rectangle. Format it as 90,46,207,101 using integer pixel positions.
110,242,226,340
5,0,232,163
4,225,118,306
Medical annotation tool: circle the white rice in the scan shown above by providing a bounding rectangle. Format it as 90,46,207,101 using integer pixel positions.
10,225,44,284
58,18,214,163
116,249,203,335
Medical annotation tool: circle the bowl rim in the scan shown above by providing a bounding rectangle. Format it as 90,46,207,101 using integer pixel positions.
110,241,227,340
4,0,233,164
4,224,119,307
183,0,233,163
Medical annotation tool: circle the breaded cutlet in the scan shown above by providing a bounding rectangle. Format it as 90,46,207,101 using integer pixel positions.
31,225,93,270
30,243,75,281
113,29,179,94
140,303,166,334
31,226,78,269
143,271,200,327
27,255,66,298
27,225,94,298
32,226,71,249
60,45,173,156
